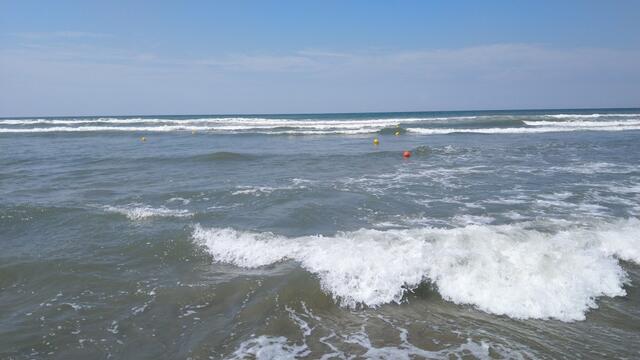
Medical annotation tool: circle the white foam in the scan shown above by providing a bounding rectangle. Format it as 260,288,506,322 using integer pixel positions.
538,192,573,200
230,304,534,359
0,116,413,135
504,211,527,220
60,302,90,311
524,120,640,127
0,125,381,135
485,197,529,205
105,204,193,220
229,336,310,360
3,113,638,126
343,328,522,360
231,186,278,196
232,183,307,196
607,184,640,194
406,125,640,135
3,113,640,135
546,113,640,119
548,162,637,175
167,197,191,205
452,214,495,225
0,116,446,127
193,218,640,321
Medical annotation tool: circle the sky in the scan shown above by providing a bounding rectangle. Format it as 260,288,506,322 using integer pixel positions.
1,0,639,117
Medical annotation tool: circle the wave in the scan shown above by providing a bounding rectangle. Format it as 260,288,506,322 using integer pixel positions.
0,116,466,126
104,204,193,220
524,120,640,127
0,125,382,135
2,113,638,126
231,182,309,196
0,117,413,128
545,113,640,119
2,112,640,135
193,218,640,321
4,124,640,135
406,125,640,135
377,126,407,135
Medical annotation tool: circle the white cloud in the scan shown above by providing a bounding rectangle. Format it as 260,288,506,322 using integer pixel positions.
195,54,321,72
1,43,639,116
12,31,111,40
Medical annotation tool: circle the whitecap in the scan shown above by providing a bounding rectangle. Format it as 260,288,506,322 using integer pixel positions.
105,204,193,220
406,125,640,135
193,218,640,321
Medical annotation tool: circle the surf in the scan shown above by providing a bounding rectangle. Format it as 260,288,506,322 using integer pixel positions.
193,218,640,321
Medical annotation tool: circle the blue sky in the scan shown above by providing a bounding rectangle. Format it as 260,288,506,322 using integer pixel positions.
1,0,639,116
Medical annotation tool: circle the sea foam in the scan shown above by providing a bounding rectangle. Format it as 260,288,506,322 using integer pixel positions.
193,218,640,321
406,125,640,135
105,204,193,220
3,113,640,135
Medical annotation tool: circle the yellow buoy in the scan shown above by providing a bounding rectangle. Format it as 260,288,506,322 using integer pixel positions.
373,138,379,145
140,136,146,142
394,131,400,136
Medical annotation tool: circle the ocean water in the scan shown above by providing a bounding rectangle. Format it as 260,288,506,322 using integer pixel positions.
1,109,639,359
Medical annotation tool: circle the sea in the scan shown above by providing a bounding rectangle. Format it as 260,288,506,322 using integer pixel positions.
1,109,639,359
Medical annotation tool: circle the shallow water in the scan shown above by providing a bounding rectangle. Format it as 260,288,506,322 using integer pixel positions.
1,109,639,359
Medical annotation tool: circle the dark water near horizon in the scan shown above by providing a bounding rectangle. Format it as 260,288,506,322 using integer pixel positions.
1,109,640,359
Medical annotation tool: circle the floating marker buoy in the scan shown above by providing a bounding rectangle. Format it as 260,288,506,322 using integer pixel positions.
403,151,411,158
373,138,379,145
192,130,196,135
140,136,146,142
395,131,400,136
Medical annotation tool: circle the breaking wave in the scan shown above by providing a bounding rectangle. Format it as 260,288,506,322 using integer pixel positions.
2,112,640,135
193,218,640,321
406,124,640,134
105,204,193,220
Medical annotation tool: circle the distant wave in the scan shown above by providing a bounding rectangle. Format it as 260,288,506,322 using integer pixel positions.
0,117,416,127
406,125,640,135
545,113,640,119
523,120,640,127
2,112,638,125
193,218,640,321
104,204,193,220
2,112,639,135
0,126,382,134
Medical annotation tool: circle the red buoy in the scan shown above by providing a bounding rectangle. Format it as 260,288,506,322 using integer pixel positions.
403,151,411,158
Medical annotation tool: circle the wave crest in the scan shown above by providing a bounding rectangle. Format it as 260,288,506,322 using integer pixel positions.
105,204,193,220
192,218,640,321
3,112,640,135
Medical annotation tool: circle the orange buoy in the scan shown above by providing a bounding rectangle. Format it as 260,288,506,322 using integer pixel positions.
403,151,411,158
